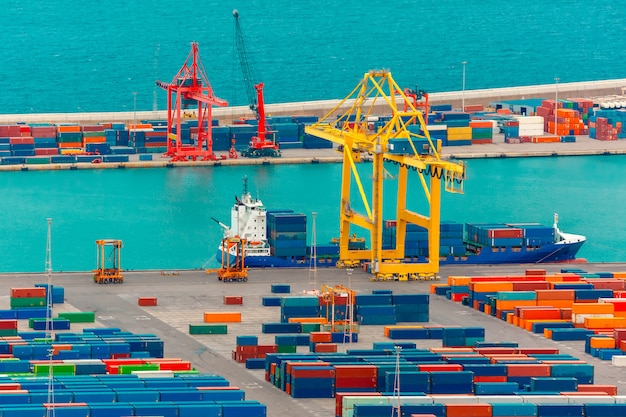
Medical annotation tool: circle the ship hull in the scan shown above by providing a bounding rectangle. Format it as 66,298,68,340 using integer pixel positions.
216,238,585,269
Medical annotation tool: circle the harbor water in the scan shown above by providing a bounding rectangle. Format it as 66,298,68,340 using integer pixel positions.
1,155,624,273
2,2,626,272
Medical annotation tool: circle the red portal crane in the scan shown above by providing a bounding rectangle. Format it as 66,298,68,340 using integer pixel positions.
233,10,281,158
156,42,228,161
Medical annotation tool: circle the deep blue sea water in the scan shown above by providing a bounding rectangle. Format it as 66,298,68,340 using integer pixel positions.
1,2,625,273
2,1,625,113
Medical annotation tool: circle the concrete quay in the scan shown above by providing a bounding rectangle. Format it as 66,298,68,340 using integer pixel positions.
4,262,626,417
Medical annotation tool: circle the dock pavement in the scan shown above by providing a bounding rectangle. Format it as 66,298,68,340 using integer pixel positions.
4,262,626,417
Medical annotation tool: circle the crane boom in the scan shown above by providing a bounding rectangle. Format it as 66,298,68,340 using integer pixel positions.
232,10,280,158
233,10,258,113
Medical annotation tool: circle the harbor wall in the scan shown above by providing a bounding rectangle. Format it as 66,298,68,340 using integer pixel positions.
1,79,625,125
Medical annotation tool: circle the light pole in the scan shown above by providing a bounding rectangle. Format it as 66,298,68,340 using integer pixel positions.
132,92,138,144
461,61,467,111
554,78,559,135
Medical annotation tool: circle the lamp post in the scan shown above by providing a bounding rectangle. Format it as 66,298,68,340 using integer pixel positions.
554,78,559,135
461,61,467,111
132,92,138,144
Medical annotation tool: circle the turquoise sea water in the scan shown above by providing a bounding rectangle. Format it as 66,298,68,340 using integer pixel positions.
1,2,626,272
2,1,625,113
1,155,624,273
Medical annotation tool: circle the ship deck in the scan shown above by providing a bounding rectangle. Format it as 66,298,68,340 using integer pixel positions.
3,262,626,417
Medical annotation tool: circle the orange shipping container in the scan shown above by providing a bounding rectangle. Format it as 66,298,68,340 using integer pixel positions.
496,299,537,311
584,317,626,329
309,332,332,343
203,312,241,323
445,404,492,417
506,363,551,377
536,289,575,300
572,302,614,315
57,125,81,133
471,281,514,292
589,337,615,349
578,384,618,395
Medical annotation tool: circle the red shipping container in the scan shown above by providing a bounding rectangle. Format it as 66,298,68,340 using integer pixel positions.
334,365,377,378
519,308,561,320
155,361,192,371
474,347,516,355
224,296,243,305
310,332,332,343
35,148,59,156
290,368,336,378
473,376,507,382
235,352,256,364
417,364,463,372
257,345,277,357
505,363,551,377
138,297,157,306
0,383,21,390
0,320,18,330
314,343,337,353
11,288,46,298
110,353,130,359
512,281,551,291
517,348,559,355
446,404,492,417
578,384,617,395
488,228,523,239
236,345,258,355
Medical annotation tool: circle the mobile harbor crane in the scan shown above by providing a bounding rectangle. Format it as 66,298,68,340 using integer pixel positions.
304,70,466,281
233,10,281,158
156,42,228,161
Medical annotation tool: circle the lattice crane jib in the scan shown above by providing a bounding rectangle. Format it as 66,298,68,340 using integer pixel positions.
304,70,466,280
156,42,228,162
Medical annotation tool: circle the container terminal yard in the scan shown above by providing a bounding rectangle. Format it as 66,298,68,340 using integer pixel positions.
4,263,626,417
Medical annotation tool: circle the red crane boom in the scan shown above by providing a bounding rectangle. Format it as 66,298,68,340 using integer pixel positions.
156,42,228,161
233,10,281,158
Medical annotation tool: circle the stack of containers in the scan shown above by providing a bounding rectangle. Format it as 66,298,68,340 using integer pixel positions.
280,296,319,323
355,294,395,325
83,125,109,155
502,119,521,142
211,126,232,151
56,124,83,152
267,212,307,258
512,115,545,140
31,124,59,156
391,294,429,322
382,221,465,258
589,109,626,140
289,363,336,398
468,120,493,144
229,124,257,151
441,327,485,347
9,287,50,320
272,122,302,149
465,223,524,247
9,135,35,157
439,112,471,146
0,125,22,157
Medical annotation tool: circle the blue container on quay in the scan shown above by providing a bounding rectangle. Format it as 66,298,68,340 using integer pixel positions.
271,284,290,294
262,296,282,306
177,404,223,417
132,402,179,417
536,403,584,417
89,404,136,417
221,400,267,417
236,335,258,346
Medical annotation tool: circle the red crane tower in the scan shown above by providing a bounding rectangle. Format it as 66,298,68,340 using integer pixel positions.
233,10,281,158
156,42,228,161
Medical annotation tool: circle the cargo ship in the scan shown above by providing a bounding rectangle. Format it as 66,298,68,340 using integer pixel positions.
214,180,586,268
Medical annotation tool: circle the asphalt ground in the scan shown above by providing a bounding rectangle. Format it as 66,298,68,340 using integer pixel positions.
4,262,626,417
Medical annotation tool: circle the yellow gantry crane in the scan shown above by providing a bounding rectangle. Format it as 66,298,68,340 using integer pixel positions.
93,239,124,284
304,70,466,281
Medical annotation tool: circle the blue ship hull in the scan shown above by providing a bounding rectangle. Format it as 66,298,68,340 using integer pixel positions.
215,238,586,268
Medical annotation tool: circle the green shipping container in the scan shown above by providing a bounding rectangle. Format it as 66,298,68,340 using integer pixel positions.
277,345,297,353
33,363,75,376
300,323,321,333
189,324,227,335
10,297,46,308
118,364,160,374
0,329,17,337
26,157,51,165
58,311,95,323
